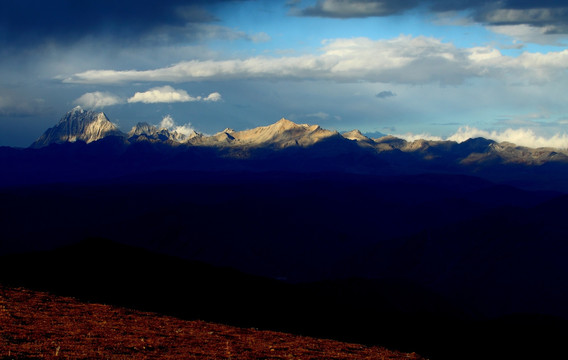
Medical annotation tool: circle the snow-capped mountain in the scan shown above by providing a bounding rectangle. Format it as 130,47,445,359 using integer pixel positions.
31,106,123,148
128,122,199,144
28,107,568,167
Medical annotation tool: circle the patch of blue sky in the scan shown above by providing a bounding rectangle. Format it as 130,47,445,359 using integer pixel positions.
212,2,566,60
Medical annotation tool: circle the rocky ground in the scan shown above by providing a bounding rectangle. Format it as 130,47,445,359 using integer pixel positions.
0,285,424,360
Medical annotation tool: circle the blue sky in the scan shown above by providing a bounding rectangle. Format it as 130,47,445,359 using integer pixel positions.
1,0,568,147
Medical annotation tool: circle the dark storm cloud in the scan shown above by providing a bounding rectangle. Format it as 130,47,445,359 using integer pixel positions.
297,0,419,18
431,0,568,33
294,0,568,33
0,0,241,48
472,2,568,34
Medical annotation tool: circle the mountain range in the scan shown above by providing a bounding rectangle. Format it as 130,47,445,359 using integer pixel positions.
30,106,568,166
1,106,563,192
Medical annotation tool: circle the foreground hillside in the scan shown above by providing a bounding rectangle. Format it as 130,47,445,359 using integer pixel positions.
1,238,566,360
0,285,423,360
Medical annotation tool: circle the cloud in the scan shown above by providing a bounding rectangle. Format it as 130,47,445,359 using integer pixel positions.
474,6,568,32
158,114,176,130
0,1,232,48
396,132,444,142
64,35,568,86
128,86,194,104
158,114,196,137
175,5,219,23
74,91,124,109
203,92,222,102
250,32,271,43
293,1,568,40
296,0,419,18
127,86,222,104
375,90,396,99
447,126,568,149
0,95,46,116
145,23,269,45
306,112,330,120
60,36,479,85
395,126,568,149
487,24,568,45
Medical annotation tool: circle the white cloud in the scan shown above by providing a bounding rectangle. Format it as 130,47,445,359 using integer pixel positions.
128,86,195,103
203,92,222,102
447,127,568,149
158,114,175,129
64,35,568,86
396,132,444,142
74,91,123,108
158,114,196,137
395,125,568,149
127,86,221,104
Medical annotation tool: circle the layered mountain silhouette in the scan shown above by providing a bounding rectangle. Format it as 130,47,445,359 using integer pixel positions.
3,107,568,359
5,106,566,191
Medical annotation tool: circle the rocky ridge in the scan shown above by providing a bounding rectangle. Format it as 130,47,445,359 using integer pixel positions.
30,107,568,166
31,106,122,148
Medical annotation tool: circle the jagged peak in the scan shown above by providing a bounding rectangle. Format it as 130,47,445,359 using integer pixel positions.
132,122,153,129
32,107,121,148
66,106,107,118
342,129,373,143
277,118,295,125
272,118,303,130
342,129,364,138
70,105,84,113
133,122,156,130
344,129,362,135
129,122,159,136
57,107,110,125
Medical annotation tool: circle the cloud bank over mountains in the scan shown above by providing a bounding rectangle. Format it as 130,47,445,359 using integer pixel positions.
397,126,568,149
63,35,568,85
157,114,197,137
447,126,568,149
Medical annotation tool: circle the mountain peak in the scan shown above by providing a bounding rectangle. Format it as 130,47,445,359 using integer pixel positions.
276,118,297,125
342,129,373,143
71,105,84,113
31,107,123,148
129,122,158,137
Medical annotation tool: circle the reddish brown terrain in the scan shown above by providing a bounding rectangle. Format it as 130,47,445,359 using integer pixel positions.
0,285,424,359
